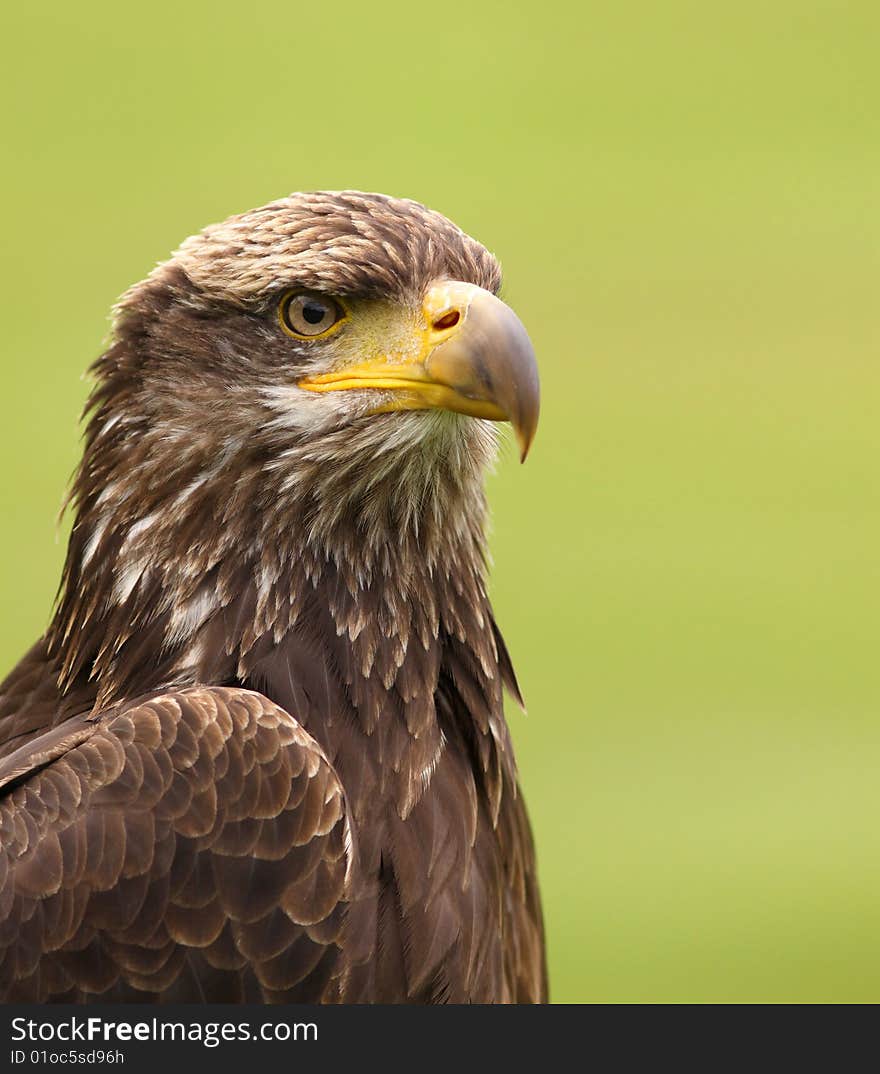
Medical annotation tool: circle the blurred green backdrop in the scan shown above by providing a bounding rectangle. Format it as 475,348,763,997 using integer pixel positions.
1,2,878,1002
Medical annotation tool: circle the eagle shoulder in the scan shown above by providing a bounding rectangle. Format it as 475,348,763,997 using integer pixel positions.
0,685,351,1001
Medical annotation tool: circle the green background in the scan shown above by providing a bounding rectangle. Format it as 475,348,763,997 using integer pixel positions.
2,2,877,1002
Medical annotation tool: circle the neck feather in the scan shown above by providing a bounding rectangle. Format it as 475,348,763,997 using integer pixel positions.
49,398,499,708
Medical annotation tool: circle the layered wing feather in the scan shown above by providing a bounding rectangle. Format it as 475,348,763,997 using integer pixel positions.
0,686,349,1002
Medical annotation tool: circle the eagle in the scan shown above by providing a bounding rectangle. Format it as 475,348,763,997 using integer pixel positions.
0,191,545,1003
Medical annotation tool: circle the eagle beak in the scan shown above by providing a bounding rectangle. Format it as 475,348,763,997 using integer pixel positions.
298,281,540,461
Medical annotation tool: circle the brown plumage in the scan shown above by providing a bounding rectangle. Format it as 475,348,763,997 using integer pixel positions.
0,191,546,1003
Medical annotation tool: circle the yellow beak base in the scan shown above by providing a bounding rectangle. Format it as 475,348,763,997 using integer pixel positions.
298,281,540,460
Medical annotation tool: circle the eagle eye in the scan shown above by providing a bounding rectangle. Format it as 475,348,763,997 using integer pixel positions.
279,291,346,339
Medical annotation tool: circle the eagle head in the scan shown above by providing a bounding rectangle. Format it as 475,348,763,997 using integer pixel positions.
52,192,540,703
166,190,540,463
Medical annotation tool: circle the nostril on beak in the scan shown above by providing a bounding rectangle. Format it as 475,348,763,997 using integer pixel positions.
432,309,461,332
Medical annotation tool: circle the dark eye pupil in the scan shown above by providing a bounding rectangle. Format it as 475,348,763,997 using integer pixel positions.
302,302,326,325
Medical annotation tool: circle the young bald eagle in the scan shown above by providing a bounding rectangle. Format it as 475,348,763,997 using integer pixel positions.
0,192,545,1003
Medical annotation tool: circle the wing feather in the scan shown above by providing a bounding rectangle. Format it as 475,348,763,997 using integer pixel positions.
0,686,351,1001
